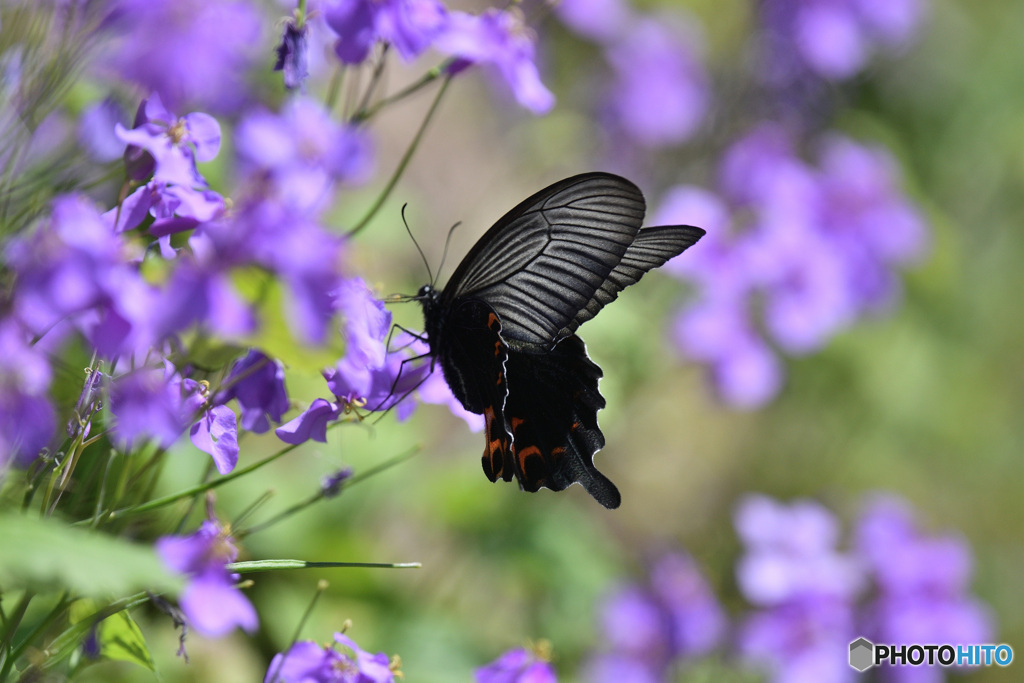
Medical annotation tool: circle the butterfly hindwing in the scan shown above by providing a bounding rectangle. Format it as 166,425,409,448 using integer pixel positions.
557,224,706,341
502,334,621,509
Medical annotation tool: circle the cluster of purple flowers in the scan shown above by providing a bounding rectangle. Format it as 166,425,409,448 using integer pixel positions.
759,0,926,84
265,631,398,683
556,0,709,149
584,552,726,682
582,493,992,683
656,124,929,408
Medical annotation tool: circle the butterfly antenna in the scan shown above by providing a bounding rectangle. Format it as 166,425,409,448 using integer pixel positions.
402,203,433,285
434,221,461,288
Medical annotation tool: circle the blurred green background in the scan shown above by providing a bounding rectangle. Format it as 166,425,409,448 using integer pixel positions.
61,0,1024,680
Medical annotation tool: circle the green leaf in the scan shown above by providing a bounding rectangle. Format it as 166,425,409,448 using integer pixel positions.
69,599,155,672
0,513,182,597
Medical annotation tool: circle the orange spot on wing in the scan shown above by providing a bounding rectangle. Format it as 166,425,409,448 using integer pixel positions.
551,447,566,456
487,312,499,330
510,417,525,431
496,371,503,385
517,445,541,460
494,340,502,357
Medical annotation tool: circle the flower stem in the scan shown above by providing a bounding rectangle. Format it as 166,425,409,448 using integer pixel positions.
349,74,452,237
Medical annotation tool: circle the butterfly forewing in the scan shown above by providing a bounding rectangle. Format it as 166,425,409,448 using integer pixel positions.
443,173,646,349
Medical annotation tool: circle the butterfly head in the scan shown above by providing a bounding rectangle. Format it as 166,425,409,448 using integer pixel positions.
417,284,440,305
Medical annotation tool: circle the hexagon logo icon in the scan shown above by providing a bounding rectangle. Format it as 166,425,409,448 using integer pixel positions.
849,637,875,672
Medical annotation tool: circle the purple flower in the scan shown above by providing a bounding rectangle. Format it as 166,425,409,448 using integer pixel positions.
436,9,555,114
110,362,239,472
156,519,258,637
274,19,310,90
735,495,863,605
0,320,55,467
7,195,153,356
325,0,447,65
739,596,856,683
78,98,127,162
265,631,396,683
275,398,343,445
475,646,557,683
581,653,661,683
602,17,709,147
236,97,373,213
855,496,993,680
555,0,635,44
101,0,265,113
586,552,725,680
215,350,290,434
735,495,862,683
189,404,239,475
109,365,189,450
659,124,929,408
759,0,926,83
321,467,354,498
115,95,221,188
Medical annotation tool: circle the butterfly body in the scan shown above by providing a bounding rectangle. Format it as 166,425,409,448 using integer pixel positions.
419,173,704,509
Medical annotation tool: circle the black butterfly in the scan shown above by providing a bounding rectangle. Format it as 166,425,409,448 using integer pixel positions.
417,173,704,509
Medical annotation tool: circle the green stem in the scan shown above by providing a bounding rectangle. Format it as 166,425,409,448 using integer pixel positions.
228,560,421,573
97,441,303,521
0,592,34,680
351,57,458,124
239,446,419,538
266,580,329,683
348,74,452,237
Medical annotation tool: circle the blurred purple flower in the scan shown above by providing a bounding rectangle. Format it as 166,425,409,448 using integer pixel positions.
0,320,56,467
735,495,862,683
109,365,188,450
325,0,447,64
266,632,395,683
7,194,152,356
321,466,354,498
735,494,863,604
659,124,928,408
855,496,993,682
581,653,661,683
649,553,727,656
475,646,557,683
603,17,709,147
215,350,290,434
157,519,258,637
110,362,239,472
101,0,265,113
759,0,926,82
78,97,127,162
186,200,348,345
739,596,856,683
274,19,309,90
586,552,725,680
236,97,373,213
436,8,555,114
555,0,634,44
